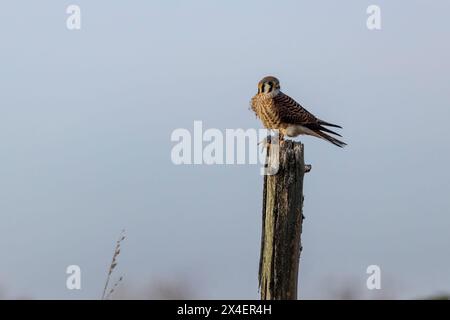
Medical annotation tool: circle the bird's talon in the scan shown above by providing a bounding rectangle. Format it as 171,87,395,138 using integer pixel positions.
258,137,270,149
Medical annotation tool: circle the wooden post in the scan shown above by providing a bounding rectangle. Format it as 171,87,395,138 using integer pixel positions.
258,139,308,300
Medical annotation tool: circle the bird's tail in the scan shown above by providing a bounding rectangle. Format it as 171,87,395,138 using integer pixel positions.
318,119,342,129
315,130,347,148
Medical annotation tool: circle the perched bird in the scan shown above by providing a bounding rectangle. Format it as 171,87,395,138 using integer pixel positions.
251,76,346,147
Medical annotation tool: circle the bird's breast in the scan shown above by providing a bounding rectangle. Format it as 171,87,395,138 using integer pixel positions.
253,95,283,130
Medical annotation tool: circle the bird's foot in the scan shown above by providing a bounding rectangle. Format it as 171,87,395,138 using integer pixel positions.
259,134,285,148
278,134,285,146
258,137,271,149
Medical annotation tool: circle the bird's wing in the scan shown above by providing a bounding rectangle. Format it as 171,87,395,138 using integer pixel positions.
273,93,317,124
274,92,346,147
274,92,342,133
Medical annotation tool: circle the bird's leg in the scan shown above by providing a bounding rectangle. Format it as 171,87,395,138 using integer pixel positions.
278,132,285,145
258,136,271,149
262,130,283,146
258,131,284,148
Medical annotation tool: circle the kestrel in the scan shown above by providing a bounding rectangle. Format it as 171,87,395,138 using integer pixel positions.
251,76,346,147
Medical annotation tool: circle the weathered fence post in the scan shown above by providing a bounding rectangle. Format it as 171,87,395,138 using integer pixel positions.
258,139,309,300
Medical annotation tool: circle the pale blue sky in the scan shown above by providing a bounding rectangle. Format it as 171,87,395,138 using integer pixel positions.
0,1,449,299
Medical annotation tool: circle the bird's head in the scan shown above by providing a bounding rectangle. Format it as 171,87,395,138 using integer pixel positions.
257,76,281,96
